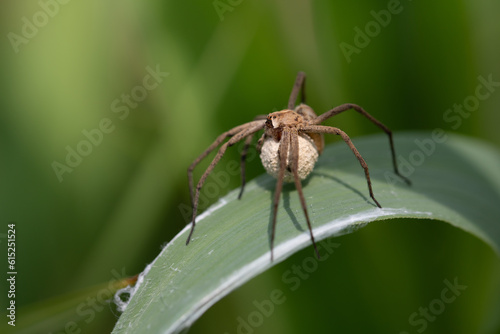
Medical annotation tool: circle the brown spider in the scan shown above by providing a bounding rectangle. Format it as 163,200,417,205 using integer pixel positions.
187,72,410,260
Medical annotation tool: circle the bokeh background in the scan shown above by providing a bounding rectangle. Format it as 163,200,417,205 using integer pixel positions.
1,0,500,333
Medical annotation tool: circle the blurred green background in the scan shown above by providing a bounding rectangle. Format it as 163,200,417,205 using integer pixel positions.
1,0,500,333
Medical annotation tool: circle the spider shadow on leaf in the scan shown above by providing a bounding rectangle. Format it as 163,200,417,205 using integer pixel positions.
256,175,316,251
255,169,379,255
312,171,377,208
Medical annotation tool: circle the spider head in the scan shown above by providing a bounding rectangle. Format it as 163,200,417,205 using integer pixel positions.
265,110,304,140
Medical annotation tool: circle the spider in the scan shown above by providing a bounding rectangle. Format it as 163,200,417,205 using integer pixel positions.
186,72,410,260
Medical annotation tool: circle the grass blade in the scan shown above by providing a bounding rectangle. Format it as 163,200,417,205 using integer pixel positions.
112,132,500,334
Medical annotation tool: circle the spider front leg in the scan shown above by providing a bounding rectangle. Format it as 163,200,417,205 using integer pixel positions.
302,125,382,208
256,133,266,153
239,116,267,200
314,103,411,185
270,129,290,261
289,129,320,259
187,121,265,245
188,122,261,206
238,134,254,200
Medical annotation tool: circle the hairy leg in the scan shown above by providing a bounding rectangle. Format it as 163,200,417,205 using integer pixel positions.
188,120,265,205
238,116,268,199
314,103,411,185
256,133,267,153
302,125,382,208
270,128,290,261
238,134,254,199
288,71,306,109
290,130,320,258
187,122,265,245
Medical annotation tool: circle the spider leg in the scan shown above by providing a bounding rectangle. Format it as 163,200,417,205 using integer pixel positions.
188,120,264,206
238,134,254,200
302,125,382,208
287,71,306,109
290,130,320,259
256,133,266,153
270,128,290,261
238,115,268,199
187,121,265,245
313,103,411,185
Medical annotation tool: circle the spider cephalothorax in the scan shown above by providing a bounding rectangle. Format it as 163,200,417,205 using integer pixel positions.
187,72,410,260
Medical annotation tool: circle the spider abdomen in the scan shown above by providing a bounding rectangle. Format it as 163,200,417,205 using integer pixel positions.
260,134,319,182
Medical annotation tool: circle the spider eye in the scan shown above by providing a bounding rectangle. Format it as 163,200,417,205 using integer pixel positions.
265,117,273,128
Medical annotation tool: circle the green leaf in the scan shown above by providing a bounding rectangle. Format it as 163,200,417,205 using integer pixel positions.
112,132,500,334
